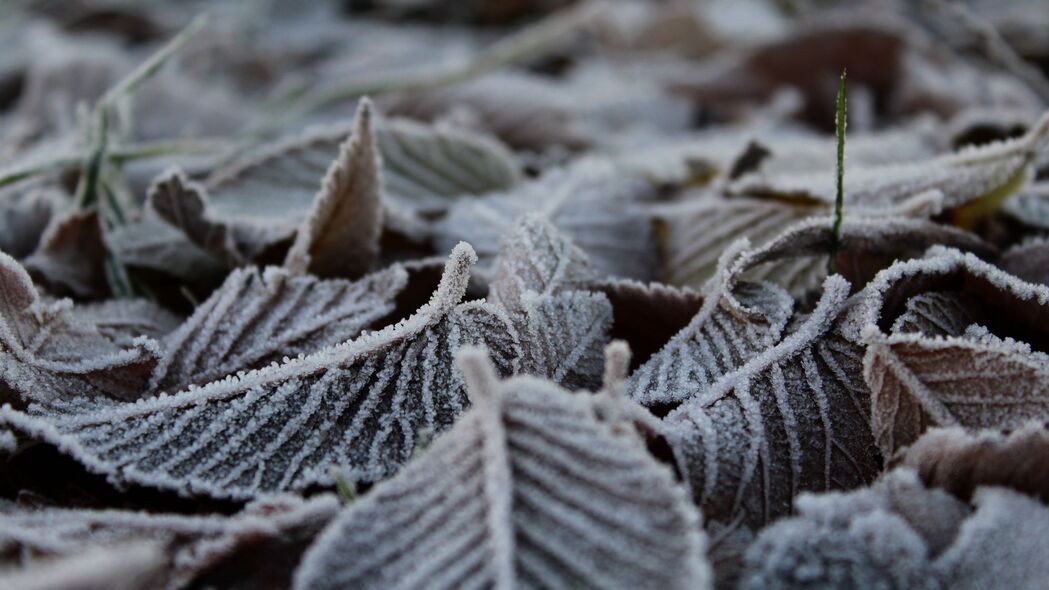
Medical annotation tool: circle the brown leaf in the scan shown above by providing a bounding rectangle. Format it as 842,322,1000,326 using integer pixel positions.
859,247,1049,456
0,251,160,407
894,424,1049,504
283,98,382,279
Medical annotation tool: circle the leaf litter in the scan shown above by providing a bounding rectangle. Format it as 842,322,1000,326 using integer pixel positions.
1,1,1049,588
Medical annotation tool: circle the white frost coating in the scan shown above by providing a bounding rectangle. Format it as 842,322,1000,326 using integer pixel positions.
0,251,162,405
656,193,821,293
284,97,384,279
0,244,524,499
858,247,1049,455
293,349,711,590
729,110,1049,209
727,215,995,291
148,261,408,393
488,213,595,314
627,243,793,406
0,494,339,590
661,276,879,532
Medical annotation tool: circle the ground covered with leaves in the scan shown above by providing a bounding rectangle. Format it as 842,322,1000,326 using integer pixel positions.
1,0,1048,588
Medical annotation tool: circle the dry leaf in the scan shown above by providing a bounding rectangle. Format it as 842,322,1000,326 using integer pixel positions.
0,251,160,406
148,262,409,393
283,99,383,279
859,247,1049,456
894,424,1049,504
0,244,522,498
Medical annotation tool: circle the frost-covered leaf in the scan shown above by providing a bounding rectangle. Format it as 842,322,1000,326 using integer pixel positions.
0,494,339,590
895,424,1049,504
488,214,611,389
0,251,160,406
655,193,820,292
662,275,880,533
148,262,409,393
724,215,995,297
375,116,523,212
741,469,1049,590
151,112,520,266
728,112,1049,215
0,186,63,259
739,469,967,590
656,185,981,295
487,213,595,315
103,214,227,284
283,99,382,279
858,247,1049,456
437,160,661,281
292,348,711,590
0,244,522,499
0,541,166,590
627,244,793,406
382,71,590,152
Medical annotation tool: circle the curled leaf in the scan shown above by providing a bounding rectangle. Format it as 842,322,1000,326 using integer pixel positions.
858,247,1049,456
0,251,160,406
894,424,1049,504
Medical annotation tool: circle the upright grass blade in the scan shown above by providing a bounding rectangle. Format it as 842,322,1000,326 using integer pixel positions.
828,69,847,274
74,13,210,210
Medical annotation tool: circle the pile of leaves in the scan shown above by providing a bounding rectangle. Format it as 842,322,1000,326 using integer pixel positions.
1,0,1049,588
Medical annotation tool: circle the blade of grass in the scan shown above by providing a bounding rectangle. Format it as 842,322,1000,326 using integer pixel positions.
828,69,847,275
74,13,210,210
0,138,234,191
330,466,357,504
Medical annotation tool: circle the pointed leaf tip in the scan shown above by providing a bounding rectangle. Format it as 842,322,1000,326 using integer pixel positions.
429,242,478,309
